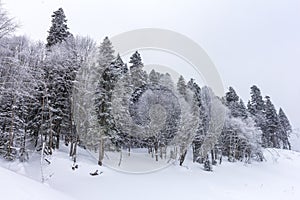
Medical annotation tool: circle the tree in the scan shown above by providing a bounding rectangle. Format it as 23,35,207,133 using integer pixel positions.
278,108,291,149
238,99,248,119
248,85,265,115
149,69,160,85
264,96,280,148
46,8,71,48
94,53,124,165
129,51,147,89
96,37,115,76
175,76,199,166
247,85,266,146
0,36,43,161
0,3,18,39
187,79,205,163
177,75,187,98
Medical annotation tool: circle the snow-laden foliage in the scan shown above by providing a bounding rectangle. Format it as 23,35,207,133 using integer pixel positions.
0,6,293,170
46,8,71,48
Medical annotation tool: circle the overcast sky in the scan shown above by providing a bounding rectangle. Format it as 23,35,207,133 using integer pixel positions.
2,0,300,128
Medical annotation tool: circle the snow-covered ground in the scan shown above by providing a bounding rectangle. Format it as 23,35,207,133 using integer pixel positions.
1,144,300,200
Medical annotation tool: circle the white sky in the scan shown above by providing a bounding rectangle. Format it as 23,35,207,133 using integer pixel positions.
2,0,300,128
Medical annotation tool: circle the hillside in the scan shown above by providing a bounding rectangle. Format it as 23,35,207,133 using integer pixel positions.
1,145,300,200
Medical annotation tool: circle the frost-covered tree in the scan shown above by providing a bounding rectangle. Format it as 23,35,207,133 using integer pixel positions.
0,36,44,161
94,53,124,165
175,76,199,165
264,96,280,148
46,8,71,48
201,96,225,166
72,36,98,148
159,73,174,91
278,108,291,149
247,85,266,146
238,99,248,119
177,75,187,98
96,37,115,76
149,69,160,85
0,3,18,39
225,87,240,117
187,79,205,163
248,85,265,115
129,51,147,89
40,36,82,156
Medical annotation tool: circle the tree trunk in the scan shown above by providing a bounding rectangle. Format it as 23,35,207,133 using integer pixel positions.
179,149,187,166
98,137,104,166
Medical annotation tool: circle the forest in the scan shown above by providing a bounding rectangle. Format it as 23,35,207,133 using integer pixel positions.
0,6,293,171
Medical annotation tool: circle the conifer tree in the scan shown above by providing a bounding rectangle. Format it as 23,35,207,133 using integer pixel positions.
129,51,147,90
247,85,266,146
97,37,115,75
278,108,291,149
177,75,187,98
264,96,280,148
95,51,125,165
46,8,71,48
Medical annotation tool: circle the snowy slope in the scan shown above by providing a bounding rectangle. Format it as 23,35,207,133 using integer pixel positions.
1,146,300,200
0,165,74,200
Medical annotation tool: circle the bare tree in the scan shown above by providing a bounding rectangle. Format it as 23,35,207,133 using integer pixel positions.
0,2,18,39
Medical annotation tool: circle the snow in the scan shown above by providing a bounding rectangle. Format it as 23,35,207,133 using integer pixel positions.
291,129,300,152
1,145,300,200
0,163,74,200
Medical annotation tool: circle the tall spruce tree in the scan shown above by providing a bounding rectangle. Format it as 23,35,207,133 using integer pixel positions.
129,51,147,89
264,96,280,148
97,37,115,75
225,87,240,118
46,8,71,48
278,108,291,149
94,44,125,166
187,79,205,163
247,85,266,146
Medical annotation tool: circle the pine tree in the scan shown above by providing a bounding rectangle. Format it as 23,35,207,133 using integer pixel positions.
187,79,205,163
278,108,291,149
264,96,280,148
248,85,265,115
225,87,240,118
149,69,160,85
129,51,147,88
46,8,71,48
238,99,248,119
97,37,115,75
247,85,266,146
94,54,124,165
177,75,187,98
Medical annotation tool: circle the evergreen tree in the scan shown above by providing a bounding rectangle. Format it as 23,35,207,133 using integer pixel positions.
278,108,291,149
225,87,240,118
46,8,71,48
278,108,292,134
238,99,248,119
97,37,115,75
187,79,205,163
264,96,280,148
177,75,187,98
94,53,124,166
149,69,160,85
129,51,147,90
248,85,265,115
247,85,266,146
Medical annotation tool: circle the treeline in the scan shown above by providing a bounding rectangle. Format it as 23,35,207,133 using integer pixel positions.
0,7,292,170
